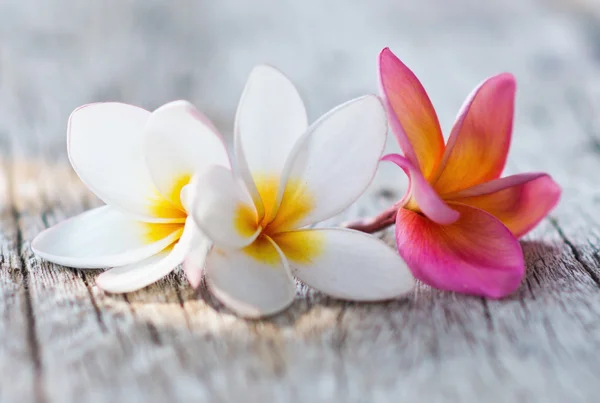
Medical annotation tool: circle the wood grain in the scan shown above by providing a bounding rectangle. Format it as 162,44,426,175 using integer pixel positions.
0,0,599,401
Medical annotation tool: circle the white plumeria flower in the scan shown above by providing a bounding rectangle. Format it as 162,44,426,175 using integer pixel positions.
32,100,229,292
186,65,415,318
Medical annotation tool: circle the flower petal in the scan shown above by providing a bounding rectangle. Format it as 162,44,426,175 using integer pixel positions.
276,228,414,300
379,48,445,179
395,203,524,298
268,95,388,231
205,238,296,318
31,206,183,269
447,173,561,238
234,65,308,219
382,154,459,225
68,103,181,222
190,165,260,249
144,101,230,211
95,250,171,293
95,217,198,293
433,73,516,195
183,231,212,289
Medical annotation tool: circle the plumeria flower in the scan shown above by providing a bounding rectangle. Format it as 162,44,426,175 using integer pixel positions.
32,100,229,292
185,65,415,318
348,48,561,298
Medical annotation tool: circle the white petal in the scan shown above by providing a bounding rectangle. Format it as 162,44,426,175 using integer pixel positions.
144,101,230,210
275,95,387,228
183,230,212,288
68,103,182,222
190,165,260,249
95,250,171,293
234,65,308,218
31,206,183,269
179,184,193,212
95,217,198,293
279,228,414,300
205,238,296,318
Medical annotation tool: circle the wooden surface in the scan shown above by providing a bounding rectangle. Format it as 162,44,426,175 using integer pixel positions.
1,0,600,401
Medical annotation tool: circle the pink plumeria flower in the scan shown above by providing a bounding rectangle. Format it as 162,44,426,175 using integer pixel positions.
32,101,229,293
350,48,561,298
185,65,415,318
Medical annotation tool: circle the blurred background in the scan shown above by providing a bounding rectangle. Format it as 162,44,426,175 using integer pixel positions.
1,0,598,163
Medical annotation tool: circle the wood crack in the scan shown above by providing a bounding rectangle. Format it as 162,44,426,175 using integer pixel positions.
20,248,46,403
122,294,163,346
174,285,192,332
331,304,349,397
146,322,162,346
479,298,508,378
481,298,494,333
383,298,411,339
79,272,107,333
332,306,348,353
548,217,600,286
525,277,536,300
7,157,47,403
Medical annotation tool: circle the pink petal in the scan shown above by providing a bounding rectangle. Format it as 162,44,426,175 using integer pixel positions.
433,73,516,195
382,154,459,225
379,48,445,179
395,203,524,298
447,173,561,238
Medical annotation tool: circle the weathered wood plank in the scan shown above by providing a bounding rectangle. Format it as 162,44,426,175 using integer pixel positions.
0,150,37,403
0,0,600,402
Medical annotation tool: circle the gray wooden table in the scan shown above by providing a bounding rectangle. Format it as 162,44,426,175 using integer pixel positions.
0,0,599,401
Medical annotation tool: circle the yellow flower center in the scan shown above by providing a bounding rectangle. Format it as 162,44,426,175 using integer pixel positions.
143,174,190,244
236,174,324,265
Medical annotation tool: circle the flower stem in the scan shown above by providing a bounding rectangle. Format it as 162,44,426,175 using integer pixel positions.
343,205,398,234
